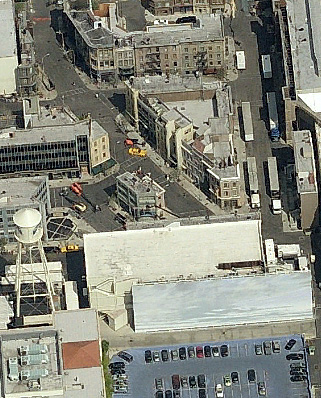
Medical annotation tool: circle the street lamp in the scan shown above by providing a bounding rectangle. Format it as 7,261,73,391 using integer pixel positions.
41,53,50,76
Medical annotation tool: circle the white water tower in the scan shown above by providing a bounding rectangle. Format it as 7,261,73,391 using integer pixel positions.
13,208,56,318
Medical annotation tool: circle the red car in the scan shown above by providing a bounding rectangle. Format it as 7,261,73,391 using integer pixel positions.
196,346,204,358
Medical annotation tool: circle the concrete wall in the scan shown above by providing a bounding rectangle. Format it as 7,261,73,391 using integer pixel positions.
0,56,17,95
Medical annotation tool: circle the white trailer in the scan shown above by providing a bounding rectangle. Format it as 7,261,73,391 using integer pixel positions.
236,51,246,70
242,102,254,141
261,54,272,79
265,239,276,266
247,157,260,208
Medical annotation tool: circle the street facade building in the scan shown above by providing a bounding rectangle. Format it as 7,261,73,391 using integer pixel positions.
126,75,241,209
0,0,18,95
145,0,225,16
16,11,38,97
292,130,318,232
116,171,165,219
272,0,321,143
0,176,50,242
0,119,110,179
60,8,225,83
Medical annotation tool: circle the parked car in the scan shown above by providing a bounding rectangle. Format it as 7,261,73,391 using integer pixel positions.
171,349,179,361
199,389,206,398
224,375,231,387
290,370,306,376
248,369,256,383
286,353,304,360
155,378,163,390
156,391,164,398
196,346,204,358
188,346,195,358
145,350,152,363
172,375,180,390
212,346,220,357
179,347,187,360
189,376,197,388
117,351,133,363
204,345,211,357
272,340,281,353
181,376,188,388
153,351,160,362
165,391,172,398
255,344,263,355
231,372,239,384
61,244,79,253
290,375,305,382
161,349,169,362
109,362,125,369
173,391,180,398
285,339,297,350
197,374,206,388
215,383,224,398
220,345,229,357
258,382,266,396
263,341,272,355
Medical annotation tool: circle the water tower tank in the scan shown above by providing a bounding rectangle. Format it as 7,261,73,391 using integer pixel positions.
13,208,43,244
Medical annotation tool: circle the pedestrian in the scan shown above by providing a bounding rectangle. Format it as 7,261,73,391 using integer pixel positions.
71,82,75,86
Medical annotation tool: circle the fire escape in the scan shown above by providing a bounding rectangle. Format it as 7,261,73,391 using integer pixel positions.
145,51,161,75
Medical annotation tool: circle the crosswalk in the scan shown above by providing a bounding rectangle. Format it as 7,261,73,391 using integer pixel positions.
60,87,87,97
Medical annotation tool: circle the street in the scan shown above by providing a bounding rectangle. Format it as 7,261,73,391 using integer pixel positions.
32,0,210,229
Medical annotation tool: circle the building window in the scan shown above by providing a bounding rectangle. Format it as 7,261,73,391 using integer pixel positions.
184,48,189,53
94,141,98,147
103,152,106,157
223,182,229,188
224,191,229,197
174,61,177,66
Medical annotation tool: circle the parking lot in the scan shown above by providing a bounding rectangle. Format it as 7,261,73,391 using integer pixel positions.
110,335,310,398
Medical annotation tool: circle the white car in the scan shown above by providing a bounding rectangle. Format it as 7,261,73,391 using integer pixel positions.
215,383,224,398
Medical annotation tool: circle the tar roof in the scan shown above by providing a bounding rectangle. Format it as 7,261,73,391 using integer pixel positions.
84,219,263,283
0,0,17,58
62,340,100,369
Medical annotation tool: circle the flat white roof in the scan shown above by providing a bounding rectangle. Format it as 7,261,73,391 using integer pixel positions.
84,219,263,285
0,0,17,58
133,272,313,332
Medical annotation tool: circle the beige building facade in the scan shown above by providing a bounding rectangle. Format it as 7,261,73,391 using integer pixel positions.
146,0,225,16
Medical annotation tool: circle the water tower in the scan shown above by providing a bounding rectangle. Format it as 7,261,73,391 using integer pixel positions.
13,208,56,318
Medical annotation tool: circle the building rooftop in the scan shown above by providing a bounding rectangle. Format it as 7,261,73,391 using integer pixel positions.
128,75,220,95
286,0,321,91
84,219,263,285
0,176,47,208
292,130,318,194
54,309,100,343
133,271,313,332
0,0,17,58
68,10,115,48
117,171,165,196
62,340,100,369
0,120,106,146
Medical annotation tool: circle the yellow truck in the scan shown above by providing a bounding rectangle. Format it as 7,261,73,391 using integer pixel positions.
61,245,79,253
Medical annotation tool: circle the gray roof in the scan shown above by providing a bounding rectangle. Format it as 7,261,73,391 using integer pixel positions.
0,176,47,208
0,120,106,146
68,10,114,48
128,75,220,94
117,171,165,195
133,272,313,332
292,130,318,194
0,0,17,58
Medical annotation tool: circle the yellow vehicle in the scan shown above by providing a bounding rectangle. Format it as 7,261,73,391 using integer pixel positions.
72,202,87,212
61,244,79,253
128,147,147,157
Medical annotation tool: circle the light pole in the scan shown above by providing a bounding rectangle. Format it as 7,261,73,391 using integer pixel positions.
41,53,50,77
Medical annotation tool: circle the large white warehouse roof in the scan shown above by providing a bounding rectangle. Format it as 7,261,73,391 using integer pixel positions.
133,272,313,332
84,219,263,285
